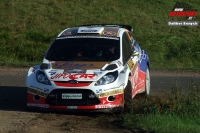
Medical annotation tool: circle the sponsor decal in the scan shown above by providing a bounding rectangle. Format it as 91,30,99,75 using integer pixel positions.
57,36,119,40
103,88,110,92
62,93,82,99
30,85,43,91
117,61,122,66
168,1,198,26
27,103,49,108
95,104,121,109
127,59,136,73
68,80,78,84
50,73,96,80
49,61,56,63
28,88,48,97
103,31,116,36
63,31,72,35
129,66,145,97
103,84,125,92
80,30,98,32
130,70,146,97
137,78,145,88
44,88,49,93
93,72,102,74
53,61,98,69
49,72,57,76
67,106,77,109
48,71,57,75
103,100,107,104
96,89,123,98
139,50,147,63
129,65,138,91
93,70,102,75
64,68,86,73
61,29,78,36
96,89,103,94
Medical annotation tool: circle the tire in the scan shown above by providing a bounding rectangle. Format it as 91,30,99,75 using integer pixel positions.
135,67,150,99
144,67,150,96
124,80,132,102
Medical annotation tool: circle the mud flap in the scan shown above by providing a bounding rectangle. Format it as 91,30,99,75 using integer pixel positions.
124,80,132,102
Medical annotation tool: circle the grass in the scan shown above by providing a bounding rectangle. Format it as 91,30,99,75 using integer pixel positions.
121,114,200,133
0,0,200,69
105,80,200,133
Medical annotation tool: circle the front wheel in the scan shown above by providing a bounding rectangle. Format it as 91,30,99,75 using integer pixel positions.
144,67,150,96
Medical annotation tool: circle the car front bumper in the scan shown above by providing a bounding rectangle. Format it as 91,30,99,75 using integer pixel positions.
27,87,124,112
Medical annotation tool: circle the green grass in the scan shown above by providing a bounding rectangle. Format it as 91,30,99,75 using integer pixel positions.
0,0,200,69
121,114,200,133
94,80,200,133
105,80,200,133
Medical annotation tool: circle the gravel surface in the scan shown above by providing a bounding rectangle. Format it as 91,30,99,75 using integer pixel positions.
0,67,199,133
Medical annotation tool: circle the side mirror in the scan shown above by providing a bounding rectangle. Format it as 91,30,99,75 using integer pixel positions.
132,51,139,56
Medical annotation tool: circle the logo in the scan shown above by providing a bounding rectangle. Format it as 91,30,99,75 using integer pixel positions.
64,68,86,73
62,94,82,99
168,1,198,26
50,73,96,80
103,31,116,36
96,89,102,94
68,80,78,84
80,30,98,32
48,69,58,75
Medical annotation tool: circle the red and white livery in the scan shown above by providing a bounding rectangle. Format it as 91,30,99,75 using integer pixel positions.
26,24,150,112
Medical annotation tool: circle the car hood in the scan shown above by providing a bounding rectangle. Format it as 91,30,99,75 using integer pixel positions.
45,61,119,81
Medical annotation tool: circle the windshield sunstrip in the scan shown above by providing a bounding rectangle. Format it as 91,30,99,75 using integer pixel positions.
57,36,119,40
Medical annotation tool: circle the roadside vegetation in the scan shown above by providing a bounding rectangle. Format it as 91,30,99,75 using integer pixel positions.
103,80,200,133
0,0,200,132
125,81,200,133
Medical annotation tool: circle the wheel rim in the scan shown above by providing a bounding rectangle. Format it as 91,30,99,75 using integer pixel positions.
146,68,150,95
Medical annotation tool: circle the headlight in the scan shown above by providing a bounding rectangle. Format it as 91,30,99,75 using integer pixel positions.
36,70,51,85
95,71,118,86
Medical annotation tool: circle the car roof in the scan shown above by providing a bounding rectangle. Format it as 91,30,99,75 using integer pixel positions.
57,24,133,38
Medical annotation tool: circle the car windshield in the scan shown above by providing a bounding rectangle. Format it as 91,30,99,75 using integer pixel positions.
46,37,120,61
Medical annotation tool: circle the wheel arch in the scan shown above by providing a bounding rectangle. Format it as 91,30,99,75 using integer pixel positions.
139,50,150,73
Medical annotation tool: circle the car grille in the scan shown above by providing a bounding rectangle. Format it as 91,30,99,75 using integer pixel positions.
46,89,100,106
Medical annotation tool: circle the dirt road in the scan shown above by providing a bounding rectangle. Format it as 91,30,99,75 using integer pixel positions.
0,68,199,133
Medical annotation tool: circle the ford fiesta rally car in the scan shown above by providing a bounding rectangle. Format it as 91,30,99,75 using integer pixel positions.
26,24,150,112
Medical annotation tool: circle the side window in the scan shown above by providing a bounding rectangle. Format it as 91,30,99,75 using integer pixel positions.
126,31,136,49
122,32,133,64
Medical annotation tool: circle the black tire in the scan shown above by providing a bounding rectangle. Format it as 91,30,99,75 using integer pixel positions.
138,67,150,98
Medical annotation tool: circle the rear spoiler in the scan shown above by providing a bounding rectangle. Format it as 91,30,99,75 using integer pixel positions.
78,24,133,32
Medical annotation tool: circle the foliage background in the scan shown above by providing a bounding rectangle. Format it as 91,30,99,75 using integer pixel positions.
0,0,199,69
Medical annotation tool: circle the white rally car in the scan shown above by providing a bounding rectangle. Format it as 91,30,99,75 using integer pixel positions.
26,24,150,112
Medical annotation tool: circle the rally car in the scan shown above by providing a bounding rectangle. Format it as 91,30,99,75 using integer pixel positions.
26,24,150,112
